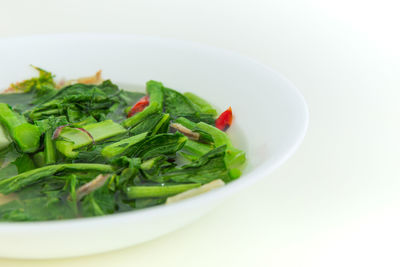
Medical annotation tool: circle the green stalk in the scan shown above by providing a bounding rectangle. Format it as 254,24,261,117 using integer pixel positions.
146,80,164,110
183,92,217,116
101,132,148,159
0,124,11,150
122,102,160,128
0,103,41,153
174,117,213,143
125,183,200,199
71,116,97,127
55,120,127,158
175,117,197,129
44,130,56,164
0,163,113,194
196,122,245,167
183,139,213,156
32,151,46,168
84,120,126,140
151,113,170,135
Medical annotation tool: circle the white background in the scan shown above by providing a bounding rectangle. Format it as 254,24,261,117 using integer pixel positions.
0,0,399,266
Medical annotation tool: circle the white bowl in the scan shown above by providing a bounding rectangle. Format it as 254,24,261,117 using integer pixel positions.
0,34,308,259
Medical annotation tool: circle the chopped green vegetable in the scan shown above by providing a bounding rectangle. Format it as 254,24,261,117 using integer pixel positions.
0,163,113,194
0,103,41,153
101,132,148,159
125,183,200,199
122,102,160,128
146,80,164,110
183,92,217,116
55,120,127,158
196,122,246,167
44,130,56,164
0,70,246,221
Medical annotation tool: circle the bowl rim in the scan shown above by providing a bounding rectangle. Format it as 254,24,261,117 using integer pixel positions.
0,33,309,231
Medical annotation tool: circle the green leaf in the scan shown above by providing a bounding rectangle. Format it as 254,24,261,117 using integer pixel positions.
101,132,148,159
0,163,114,194
80,178,115,217
28,80,125,121
134,133,187,160
158,145,232,184
129,113,170,136
9,66,55,94
196,122,246,168
146,80,164,110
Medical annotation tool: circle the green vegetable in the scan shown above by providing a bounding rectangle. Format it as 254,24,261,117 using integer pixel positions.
28,80,125,121
0,70,246,221
122,102,160,128
183,92,217,116
9,66,55,93
156,145,233,184
196,122,246,167
101,132,148,159
55,120,127,158
146,80,164,110
129,113,170,136
134,133,187,159
0,103,41,153
0,124,12,150
182,139,214,157
80,177,115,217
44,130,56,164
33,151,46,168
0,163,113,194
125,183,200,199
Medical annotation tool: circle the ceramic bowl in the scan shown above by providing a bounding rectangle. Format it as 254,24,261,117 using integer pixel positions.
0,34,308,259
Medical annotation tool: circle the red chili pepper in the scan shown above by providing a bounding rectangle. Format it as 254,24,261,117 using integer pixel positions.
127,96,150,118
215,107,233,131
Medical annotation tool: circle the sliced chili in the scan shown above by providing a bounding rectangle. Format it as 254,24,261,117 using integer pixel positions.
215,107,233,131
127,95,150,118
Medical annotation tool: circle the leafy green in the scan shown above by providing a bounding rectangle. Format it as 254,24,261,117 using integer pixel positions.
9,66,55,94
80,178,115,217
196,122,246,167
102,132,148,159
163,87,214,124
55,120,127,158
154,146,232,184
0,163,113,194
28,80,125,121
122,102,160,128
134,133,187,160
146,80,164,110
0,70,245,221
129,113,170,136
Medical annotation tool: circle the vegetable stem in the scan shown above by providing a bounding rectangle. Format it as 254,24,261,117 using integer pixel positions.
125,183,201,199
0,103,41,153
55,120,126,158
122,102,160,128
44,130,56,164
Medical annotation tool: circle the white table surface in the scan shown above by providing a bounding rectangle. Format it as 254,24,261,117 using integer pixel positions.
0,0,399,266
